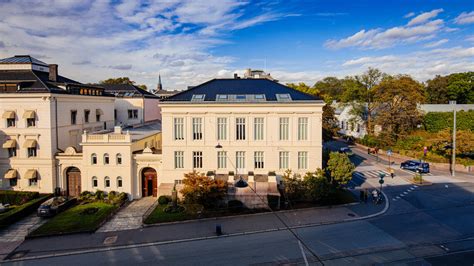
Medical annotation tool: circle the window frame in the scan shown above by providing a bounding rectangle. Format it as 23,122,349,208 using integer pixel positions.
91,153,97,165
92,176,98,188
217,151,227,169
192,117,203,140
279,151,289,169
174,151,184,169
70,110,77,125
298,117,308,141
279,117,289,140
105,176,110,188
254,151,264,169
253,117,264,141
217,117,227,141
193,151,203,169
236,117,246,140
173,117,184,140
117,176,123,188
104,153,110,165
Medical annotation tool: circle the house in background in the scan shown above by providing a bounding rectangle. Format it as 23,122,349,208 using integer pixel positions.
152,74,180,100
100,84,161,126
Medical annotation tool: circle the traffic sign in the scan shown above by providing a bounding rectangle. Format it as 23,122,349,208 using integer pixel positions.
379,172,386,179
387,149,392,156
379,179,384,184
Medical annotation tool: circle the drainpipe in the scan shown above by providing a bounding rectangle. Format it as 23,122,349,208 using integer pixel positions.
54,96,60,193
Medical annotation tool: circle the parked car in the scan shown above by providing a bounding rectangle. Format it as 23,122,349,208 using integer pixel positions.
400,160,430,173
339,147,354,156
37,196,76,217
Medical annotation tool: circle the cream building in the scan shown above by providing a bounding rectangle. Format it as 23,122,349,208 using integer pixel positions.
159,78,324,196
0,55,115,193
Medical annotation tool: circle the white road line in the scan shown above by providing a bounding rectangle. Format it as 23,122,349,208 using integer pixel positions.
403,192,408,195
298,240,309,266
396,196,400,199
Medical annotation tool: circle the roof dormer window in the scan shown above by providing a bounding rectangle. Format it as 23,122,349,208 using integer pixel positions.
276,93,292,101
191,94,205,102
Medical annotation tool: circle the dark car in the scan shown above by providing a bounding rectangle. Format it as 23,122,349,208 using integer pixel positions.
37,196,76,217
339,147,354,156
400,160,430,173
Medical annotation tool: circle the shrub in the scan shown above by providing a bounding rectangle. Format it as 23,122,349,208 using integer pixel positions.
0,194,52,229
107,191,118,202
423,110,474,132
282,169,306,202
266,195,280,210
0,191,40,205
80,191,94,201
180,171,227,209
94,190,105,201
117,192,128,203
303,169,332,202
158,195,171,205
327,152,355,187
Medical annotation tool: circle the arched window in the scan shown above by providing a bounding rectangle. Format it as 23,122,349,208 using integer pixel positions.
117,176,122,188
105,176,110,187
116,153,122,165
104,153,109,165
91,153,97,165
92,176,98,187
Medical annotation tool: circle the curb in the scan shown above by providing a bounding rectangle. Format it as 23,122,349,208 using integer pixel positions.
5,192,389,263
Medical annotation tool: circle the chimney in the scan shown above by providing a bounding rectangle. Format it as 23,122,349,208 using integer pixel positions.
233,73,238,79
49,64,58,82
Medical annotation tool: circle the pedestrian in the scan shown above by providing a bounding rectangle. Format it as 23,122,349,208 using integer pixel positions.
372,189,378,203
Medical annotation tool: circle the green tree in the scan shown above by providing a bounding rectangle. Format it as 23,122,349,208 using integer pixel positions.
426,75,449,104
447,72,474,104
313,77,343,101
99,77,148,91
282,169,306,202
373,75,425,143
303,169,331,202
180,171,227,209
326,152,355,186
322,102,339,141
286,82,320,96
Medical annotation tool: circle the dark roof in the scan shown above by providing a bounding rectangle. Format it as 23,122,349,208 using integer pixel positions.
163,79,321,102
0,55,48,66
99,84,159,98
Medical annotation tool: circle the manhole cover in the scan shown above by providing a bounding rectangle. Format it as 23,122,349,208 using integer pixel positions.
347,213,356,217
103,236,118,245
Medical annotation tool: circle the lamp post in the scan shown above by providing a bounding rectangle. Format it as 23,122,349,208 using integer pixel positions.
214,143,323,266
450,101,456,177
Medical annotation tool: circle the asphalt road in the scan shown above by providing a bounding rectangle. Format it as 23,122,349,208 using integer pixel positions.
4,140,474,265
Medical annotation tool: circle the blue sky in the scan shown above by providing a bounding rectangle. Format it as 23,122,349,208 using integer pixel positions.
0,0,473,90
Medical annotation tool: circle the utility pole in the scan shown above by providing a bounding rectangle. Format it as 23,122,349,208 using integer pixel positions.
450,101,456,177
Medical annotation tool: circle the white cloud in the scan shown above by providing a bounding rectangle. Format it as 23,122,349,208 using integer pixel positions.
424,39,448,48
454,11,474,25
0,0,286,90
407,9,443,26
404,12,415,18
340,46,474,80
326,9,445,49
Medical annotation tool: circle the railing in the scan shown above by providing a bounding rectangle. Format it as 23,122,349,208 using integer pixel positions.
82,133,131,143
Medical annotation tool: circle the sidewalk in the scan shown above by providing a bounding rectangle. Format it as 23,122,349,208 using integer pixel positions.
8,196,387,260
97,196,157,233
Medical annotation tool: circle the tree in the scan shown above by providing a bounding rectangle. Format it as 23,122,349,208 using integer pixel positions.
286,82,320,96
282,169,306,202
313,77,343,101
426,75,449,104
373,75,425,143
99,77,148,91
322,102,339,141
303,169,331,202
354,68,385,135
180,171,227,209
326,152,355,186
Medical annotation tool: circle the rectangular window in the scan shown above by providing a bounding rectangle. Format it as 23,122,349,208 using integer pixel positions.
236,151,245,169
174,118,184,140
8,148,16,158
174,151,184,169
193,151,203,169
84,110,90,123
28,147,37,157
71,110,77,125
29,178,38,186
128,109,138,119
236,118,246,140
253,117,264,140
254,151,264,169
279,151,289,169
217,117,227,140
133,110,138,119
279,117,289,140
298,151,308,170
192,118,203,140
27,118,35,127
128,110,133,119
7,118,15,127
298,117,308,140
217,151,227,169
10,178,17,187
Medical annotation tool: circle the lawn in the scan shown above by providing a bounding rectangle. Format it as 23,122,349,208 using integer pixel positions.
144,204,201,224
30,201,118,237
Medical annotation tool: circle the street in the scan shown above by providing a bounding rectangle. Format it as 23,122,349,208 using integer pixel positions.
4,141,474,265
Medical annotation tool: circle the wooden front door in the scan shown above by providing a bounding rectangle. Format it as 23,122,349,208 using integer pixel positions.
142,168,157,197
66,167,81,197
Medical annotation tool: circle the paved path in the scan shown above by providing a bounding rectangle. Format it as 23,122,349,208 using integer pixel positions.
97,197,157,232
0,213,47,260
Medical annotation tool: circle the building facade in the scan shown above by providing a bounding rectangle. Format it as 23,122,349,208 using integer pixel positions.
159,78,324,195
0,55,115,193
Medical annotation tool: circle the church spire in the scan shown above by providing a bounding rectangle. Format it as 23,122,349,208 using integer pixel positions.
156,74,163,91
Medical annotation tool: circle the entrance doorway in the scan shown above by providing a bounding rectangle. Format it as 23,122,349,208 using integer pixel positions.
141,168,157,197
66,167,81,197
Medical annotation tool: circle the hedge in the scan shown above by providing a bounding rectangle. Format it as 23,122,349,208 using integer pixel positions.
0,191,40,205
0,194,52,229
423,110,474,132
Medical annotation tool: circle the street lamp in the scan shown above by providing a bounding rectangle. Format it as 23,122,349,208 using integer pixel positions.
214,143,323,265
450,101,456,177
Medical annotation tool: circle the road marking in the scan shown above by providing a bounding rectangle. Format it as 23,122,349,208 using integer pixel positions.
403,192,408,195
396,196,400,199
298,240,309,266
400,194,405,197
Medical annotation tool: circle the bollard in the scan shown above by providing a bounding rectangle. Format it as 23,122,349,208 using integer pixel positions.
216,224,222,235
